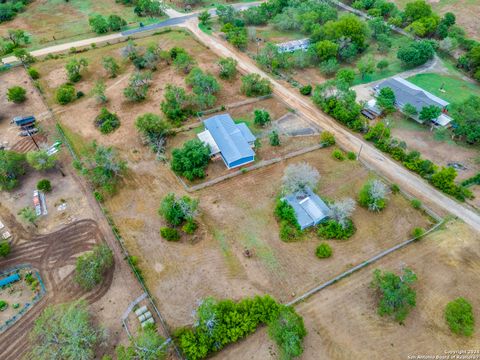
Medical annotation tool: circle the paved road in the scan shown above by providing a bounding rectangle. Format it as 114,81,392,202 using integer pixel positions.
182,19,480,232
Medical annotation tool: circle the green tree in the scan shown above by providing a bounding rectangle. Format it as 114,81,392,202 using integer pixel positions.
37,179,52,192
335,68,355,87
315,40,338,61
397,40,435,68
135,113,170,153
124,71,152,101
26,150,57,171
321,14,369,49
75,141,127,195
171,139,210,181
253,109,271,127
65,58,89,82
89,14,109,34
445,297,475,336
419,105,441,122
216,4,236,24
217,57,237,80
7,29,30,47
371,267,417,323
160,84,193,124
107,14,127,31
159,193,199,227
358,56,375,80
94,107,120,134
241,73,272,97
0,150,26,190
102,56,120,78
450,95,480,144
91,80,107,103
376,87,396,114
315,243,332,258
0,241,10,257
56,83,76,105
6,85,26,103
173,52,196,74
198,11,211,26
376,59,389,71
18,207,38,225
268,305,307,360
404,0,432,23
13,48,35,65
134,0,165,17
117,324,167,360
402,103,418,118
75,243,114,290
186,67,220,109
269,130,280,146
30,301,104,360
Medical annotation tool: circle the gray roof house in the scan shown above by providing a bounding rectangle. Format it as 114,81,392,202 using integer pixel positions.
276,39,310,53
375,77,453,126
283,187,330,230
197,114,256,169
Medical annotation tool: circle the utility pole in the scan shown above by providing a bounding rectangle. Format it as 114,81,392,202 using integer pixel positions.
24,126,40,150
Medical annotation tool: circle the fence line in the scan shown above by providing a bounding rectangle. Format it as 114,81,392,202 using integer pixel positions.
21,65,183,359
287,218,444,306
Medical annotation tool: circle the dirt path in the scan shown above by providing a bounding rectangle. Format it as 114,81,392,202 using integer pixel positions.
183,19,480,232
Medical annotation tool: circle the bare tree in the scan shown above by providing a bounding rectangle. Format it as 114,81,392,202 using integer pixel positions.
369,180,388,201
329,198,356,228
282,162,320,194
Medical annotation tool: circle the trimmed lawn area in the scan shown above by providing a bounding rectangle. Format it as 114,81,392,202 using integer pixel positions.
406,73,480,105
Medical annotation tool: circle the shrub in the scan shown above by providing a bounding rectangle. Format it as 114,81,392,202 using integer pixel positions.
347,151,356,160
391,183,400,194
0,300,8,311
358,180,389,212
37,179,51,192
159,193,199,227
279,220,302,242
75,243,114,290
182,220,198,234
410,198,422,209
241,73,272,97
332,149,345,160
300,84,312,96
411,227,425,238
445,298,475,336
320,131,335,147
274,199,298,225
0,241,11,258
55,84,76,105
217,57,237,80
160,227,180,241
371,267,417,323
95,107,120,134
269,131,280,146
317,219,355,240
253,109,270,127
315,243,333,258
171,139,211,181
7,86,26,103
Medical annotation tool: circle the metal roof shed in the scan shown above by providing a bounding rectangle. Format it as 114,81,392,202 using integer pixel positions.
0,273,20,287
283,188,330,230
198,114,256,169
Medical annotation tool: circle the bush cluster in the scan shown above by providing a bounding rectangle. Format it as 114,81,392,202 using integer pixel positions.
160,227,180,241
159,193,199,239
445,297,475,337
320,131,335,147
364,123,472,201
175,295,306,360
95,107,120,134
37,179,51,192
317,219,355,240
315,242,333,258
274,199,302,242
331,149,345,161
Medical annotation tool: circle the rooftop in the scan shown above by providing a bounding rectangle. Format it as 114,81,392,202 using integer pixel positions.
283,188,330,230
199,114,256,168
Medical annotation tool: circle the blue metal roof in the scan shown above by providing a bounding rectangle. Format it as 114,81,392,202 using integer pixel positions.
0,273,20,287
203,114,256,168
283,188,330,230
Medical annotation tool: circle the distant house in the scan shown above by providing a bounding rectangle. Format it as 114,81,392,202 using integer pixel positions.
283,187,330,230
197,114,256,169
374,77,453,126
276,38,310,53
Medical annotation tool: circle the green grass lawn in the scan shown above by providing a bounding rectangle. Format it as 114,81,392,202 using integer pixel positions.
407,73,480,105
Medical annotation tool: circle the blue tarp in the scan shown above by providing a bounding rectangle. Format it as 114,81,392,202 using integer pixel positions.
0,273,20,287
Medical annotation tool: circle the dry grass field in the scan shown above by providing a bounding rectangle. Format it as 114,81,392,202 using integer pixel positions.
210,220,480,360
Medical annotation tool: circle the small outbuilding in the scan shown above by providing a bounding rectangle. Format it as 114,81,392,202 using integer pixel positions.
283,187,330,230
197,114,256,169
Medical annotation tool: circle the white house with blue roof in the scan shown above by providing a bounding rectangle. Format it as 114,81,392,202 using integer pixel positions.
197,114,256,169
283,187,330,230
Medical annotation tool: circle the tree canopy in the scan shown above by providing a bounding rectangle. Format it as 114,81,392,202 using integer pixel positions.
0,150,26,190
117,324,167,360
451,95,480,143
75,243,114,290
171,139,211,181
